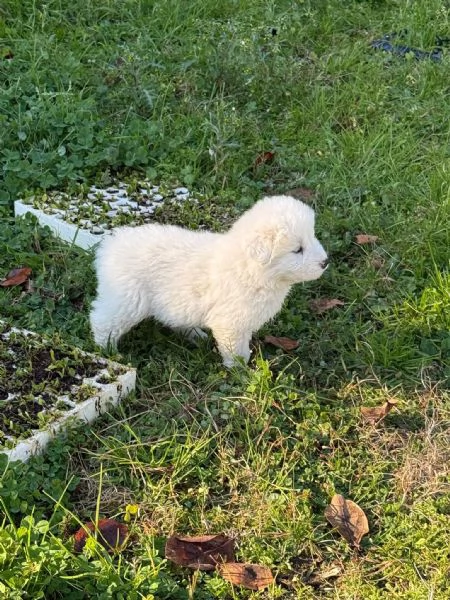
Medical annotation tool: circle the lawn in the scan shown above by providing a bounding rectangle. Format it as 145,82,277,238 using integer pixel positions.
0,0,449,598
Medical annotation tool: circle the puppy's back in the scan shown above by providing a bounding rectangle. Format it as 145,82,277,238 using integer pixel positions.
95,223,218,289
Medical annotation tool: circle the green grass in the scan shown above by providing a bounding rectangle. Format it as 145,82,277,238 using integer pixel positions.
0,0,449,598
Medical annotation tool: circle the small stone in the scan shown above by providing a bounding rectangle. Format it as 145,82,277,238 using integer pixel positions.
152,194,164,202
106,210,118,218
111,198,133,207
106,188,119,194
175,187,189,195
176,193,189,201
151,186,159,193
139,206,155,215
91,226,104,234
118,182,128,189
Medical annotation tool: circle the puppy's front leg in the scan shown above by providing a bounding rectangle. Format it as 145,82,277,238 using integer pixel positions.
212,329,252,368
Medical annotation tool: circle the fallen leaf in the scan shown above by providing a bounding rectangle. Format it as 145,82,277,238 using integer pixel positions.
264,335,299,351
165,534,235,570
315,565,342,580
310,298,344,314
219,563,274,590
0,267,32,287
253,151,275,168
285,187,315,200
371,257,384,269
355,234,379,244
308,564,342,585
324,494,369,548
73,519,128,553
360,398,399,425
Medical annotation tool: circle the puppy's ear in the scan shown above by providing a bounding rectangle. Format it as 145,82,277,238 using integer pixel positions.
247,229,277,264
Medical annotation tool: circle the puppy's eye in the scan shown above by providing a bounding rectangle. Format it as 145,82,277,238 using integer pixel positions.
293,246,304,254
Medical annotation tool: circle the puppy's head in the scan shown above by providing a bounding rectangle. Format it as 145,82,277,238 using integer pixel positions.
231,195,328,283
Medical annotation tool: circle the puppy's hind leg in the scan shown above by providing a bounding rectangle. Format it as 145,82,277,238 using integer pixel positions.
211,328,252,368
90,294,146,349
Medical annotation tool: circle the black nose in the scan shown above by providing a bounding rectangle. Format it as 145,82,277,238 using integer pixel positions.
321,259,329,269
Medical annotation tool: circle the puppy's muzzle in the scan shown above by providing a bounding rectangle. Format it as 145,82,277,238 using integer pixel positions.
320,258,329,270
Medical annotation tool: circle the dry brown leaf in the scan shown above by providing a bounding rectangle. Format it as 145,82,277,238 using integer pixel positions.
73,519,128,553
308,564,342,585
0,267,32,287
360,399,399,425
371,257,384,270
324,494,369,548
165,534,235,571
219,563,274,591
310,298,344,314
264,335,299,351
285,187,315,200
253,151,275,168
355,234,379,245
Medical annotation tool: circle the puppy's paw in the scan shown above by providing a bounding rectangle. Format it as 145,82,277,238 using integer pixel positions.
222,355,249,369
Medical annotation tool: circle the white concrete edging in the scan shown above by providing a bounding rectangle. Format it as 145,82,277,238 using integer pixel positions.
1,324,136,463
14,200,109,250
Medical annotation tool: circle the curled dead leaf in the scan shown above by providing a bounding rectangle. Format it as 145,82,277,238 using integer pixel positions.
73,519,128,553
371,257,384,270
324,494,369,548
360,398,399,425
253,151,275,168
264,335,299,351
165,534,235,570
285,187,315,201
355,234,379,245
219,562,274,591
0,267,32,287
308,564,342,585
310,298,344,314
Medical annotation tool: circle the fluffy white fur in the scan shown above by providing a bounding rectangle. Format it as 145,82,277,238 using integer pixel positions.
90,195,328,367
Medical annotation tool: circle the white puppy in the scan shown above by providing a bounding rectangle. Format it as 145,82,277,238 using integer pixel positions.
90,195,328,367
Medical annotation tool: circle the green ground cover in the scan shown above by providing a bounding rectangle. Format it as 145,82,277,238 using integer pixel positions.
0,1,448,598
